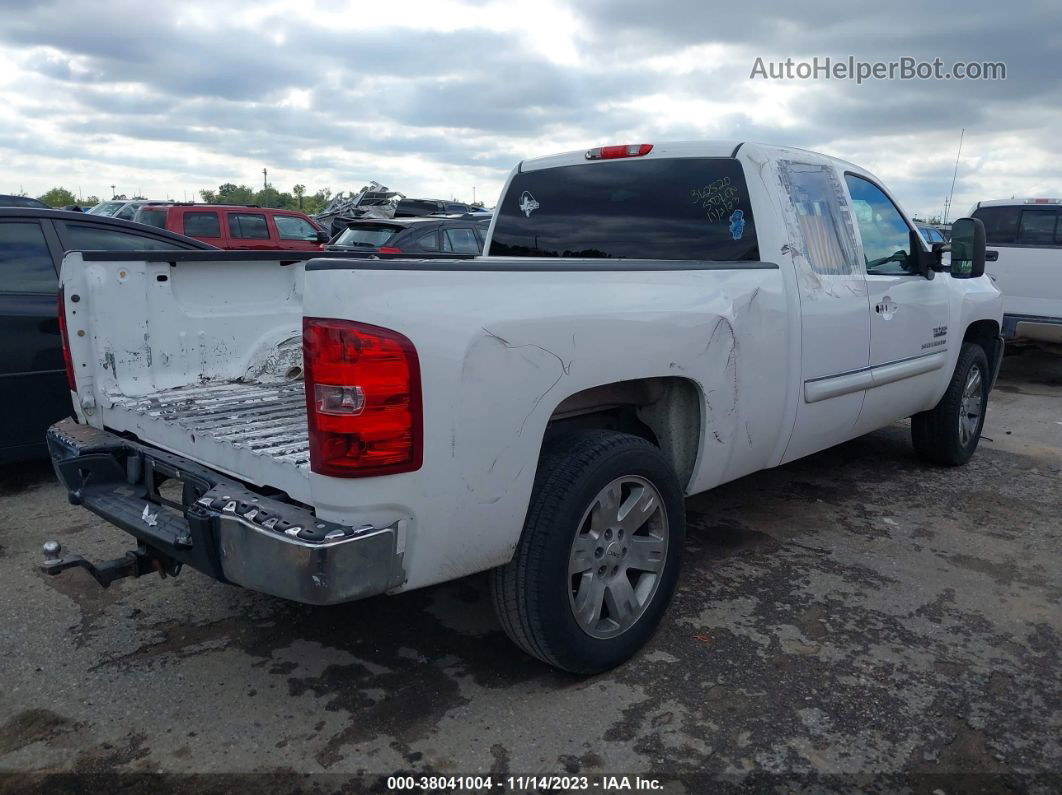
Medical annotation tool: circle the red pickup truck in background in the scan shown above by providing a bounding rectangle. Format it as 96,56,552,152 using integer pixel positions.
133,203,328,251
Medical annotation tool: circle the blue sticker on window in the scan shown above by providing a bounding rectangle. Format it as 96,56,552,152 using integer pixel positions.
729,209,745,240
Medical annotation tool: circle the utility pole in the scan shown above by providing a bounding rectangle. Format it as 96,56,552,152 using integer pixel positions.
262,168,268,189
110,184,116,199
473,186,476,204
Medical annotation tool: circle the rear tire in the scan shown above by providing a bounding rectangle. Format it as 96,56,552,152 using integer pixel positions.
911,342,990,466
491,430,685,674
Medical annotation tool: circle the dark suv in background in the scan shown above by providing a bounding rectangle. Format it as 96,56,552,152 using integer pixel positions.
393,198,489,218
327,215,491,255
0,209,214,463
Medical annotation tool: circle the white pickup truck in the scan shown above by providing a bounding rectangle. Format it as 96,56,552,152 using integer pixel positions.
970,197,1062,348
45,141,1003,674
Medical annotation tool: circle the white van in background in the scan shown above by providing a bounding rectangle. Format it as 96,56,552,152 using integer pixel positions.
971,198,1062,347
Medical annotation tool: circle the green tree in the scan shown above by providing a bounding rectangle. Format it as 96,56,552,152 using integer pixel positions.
199,183,256,205
84,195,100,207
37,187,78,207
292,184,305,209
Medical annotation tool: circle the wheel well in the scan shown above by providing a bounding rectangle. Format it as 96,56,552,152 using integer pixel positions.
543,377,701,489
963,319,1001,372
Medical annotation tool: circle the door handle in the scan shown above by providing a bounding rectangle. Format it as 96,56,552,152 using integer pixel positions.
875,298,897,319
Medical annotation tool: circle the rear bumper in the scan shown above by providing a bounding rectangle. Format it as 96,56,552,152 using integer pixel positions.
46,418,405,605
1002,313,1062,344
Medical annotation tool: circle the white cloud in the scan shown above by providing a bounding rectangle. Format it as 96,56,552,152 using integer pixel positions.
0,0,1058,219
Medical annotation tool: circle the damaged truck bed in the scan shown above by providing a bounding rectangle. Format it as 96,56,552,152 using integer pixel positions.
107,381,311,501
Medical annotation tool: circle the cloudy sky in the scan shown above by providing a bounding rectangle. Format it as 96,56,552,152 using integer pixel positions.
0,0,1058,218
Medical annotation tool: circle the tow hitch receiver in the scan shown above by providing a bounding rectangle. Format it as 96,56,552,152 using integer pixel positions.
40,540,181,589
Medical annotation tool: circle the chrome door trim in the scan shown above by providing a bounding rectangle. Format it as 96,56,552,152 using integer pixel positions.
804,351,947,403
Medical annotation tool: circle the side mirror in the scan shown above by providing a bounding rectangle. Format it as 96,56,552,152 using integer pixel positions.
909,229,943,277
315,230,330,244
949,217,986,278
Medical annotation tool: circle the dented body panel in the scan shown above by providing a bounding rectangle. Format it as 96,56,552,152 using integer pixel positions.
57,141,1003,600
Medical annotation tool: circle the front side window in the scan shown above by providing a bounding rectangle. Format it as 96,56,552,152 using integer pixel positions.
490,157,759,260
971,206,1020,245
1017,209,1058,245
0,221,56,293
228,213,269,239
184,212,221,238
845,174,914,275
274,215,318,241
63,224,198,251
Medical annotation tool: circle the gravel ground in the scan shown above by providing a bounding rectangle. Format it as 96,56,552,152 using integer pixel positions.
0,350,1059,792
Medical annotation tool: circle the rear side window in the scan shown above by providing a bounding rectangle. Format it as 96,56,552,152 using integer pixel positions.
972,206,1019,244
63,224,198,251
406,231,440,251
228,213,269,239
333,225,399,248
490,158,759,260
1017,209,1058,245
0,221,56,293
274,215,318,241
441,227,480,254
184,212,221,238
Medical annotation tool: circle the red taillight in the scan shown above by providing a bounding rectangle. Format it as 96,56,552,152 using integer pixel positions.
57,287,77,391
377,246,402,254
303,317,422,478
585,143,653,160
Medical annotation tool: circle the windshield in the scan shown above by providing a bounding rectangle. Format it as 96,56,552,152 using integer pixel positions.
490,157,759,260
88,201,125,216
332,224,401,248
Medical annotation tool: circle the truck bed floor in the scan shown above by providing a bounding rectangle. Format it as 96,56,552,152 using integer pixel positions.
105,381,311,499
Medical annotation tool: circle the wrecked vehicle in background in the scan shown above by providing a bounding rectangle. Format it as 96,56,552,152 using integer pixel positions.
44,141,1002,675
314,182,404,236
314,182,488,236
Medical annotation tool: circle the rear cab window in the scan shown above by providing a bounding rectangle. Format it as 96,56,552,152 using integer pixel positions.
972,204,1061,247
489,157,759,260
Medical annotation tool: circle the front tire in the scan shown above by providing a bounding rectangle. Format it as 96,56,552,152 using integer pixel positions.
911,342,990,466
490,430,685,674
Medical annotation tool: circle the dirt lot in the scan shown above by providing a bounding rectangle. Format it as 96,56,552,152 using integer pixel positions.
0,351,1059,791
